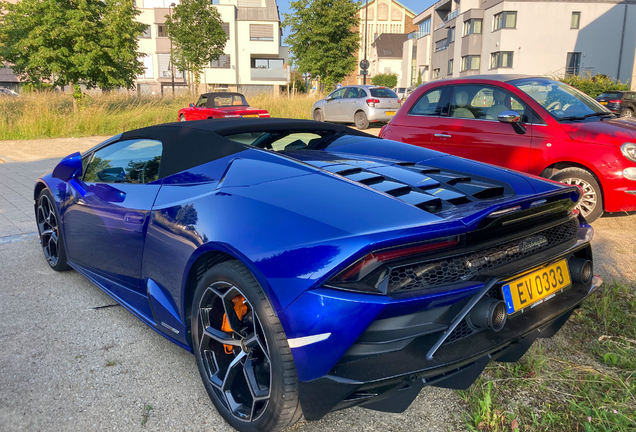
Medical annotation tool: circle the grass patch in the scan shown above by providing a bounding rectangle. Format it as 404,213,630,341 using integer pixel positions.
458,282,636,431
105,359,118,367
141,404,152,426
0,92,320,140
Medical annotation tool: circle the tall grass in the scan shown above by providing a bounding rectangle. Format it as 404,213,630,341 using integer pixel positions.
0,91,320,140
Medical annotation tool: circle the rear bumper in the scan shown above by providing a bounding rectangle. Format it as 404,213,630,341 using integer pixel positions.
298,274,602,420
367,107,398,123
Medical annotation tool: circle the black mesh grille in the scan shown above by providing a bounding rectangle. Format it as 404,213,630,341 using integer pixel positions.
388,219,578,293
443,319,476,345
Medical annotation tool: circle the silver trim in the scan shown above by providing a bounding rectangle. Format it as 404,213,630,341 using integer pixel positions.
287,333,331,348
434,133,452,138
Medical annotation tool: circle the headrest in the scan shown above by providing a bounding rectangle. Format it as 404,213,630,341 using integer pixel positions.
455,91,469,106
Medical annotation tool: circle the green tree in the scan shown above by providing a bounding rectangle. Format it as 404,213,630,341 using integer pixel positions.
165,0,227,95
560,72,630,98
0,0,145,106
371,73,397,88
283,0,359,90
416,71,422,87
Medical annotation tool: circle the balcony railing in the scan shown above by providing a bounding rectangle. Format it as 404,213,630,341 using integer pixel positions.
408,30,430,39
438,9,459,28
251,67,289,81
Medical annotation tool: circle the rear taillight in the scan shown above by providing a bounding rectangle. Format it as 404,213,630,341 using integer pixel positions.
328,237,460,293
610,100,622,104
366,98,380,107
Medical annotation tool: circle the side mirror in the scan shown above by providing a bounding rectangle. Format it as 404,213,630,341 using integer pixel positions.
189,103,194,107
325,96,332,102
52,152,82,181
498,110,527,135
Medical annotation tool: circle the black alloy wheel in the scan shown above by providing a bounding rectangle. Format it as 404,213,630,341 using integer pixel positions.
36,189,69,271
192,261,301,432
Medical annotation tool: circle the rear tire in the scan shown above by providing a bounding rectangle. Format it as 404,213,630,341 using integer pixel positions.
313,109,323,122
191,260,302,432
355,111,369,130
36,189,69,271
550,167,603,222
621,108,634,118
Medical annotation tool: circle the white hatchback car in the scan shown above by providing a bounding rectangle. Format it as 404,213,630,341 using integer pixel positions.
311,85,401,129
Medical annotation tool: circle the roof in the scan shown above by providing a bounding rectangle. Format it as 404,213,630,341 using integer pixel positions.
201,92,246,99
237,0,280,22
119,119,370,179
371,33,408,58
455,74,545,82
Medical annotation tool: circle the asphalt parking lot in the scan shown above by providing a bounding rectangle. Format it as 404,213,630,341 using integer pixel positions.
1,136,634,432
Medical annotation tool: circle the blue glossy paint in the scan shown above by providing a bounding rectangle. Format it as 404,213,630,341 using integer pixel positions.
52,152,82,181
36,130,578,386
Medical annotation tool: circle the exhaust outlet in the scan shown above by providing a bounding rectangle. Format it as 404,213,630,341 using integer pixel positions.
569,257,593,284
469,297,507,332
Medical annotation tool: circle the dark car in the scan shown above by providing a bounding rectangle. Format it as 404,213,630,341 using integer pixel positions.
380,75,636,222
595,91,636,117
35,119,600,432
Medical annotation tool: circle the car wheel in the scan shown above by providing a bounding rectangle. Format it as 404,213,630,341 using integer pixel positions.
180,115,186,122
621,108,634,118
550,167,603,222
191,260,302,432
355,111,369,130
313,109,323,122
36,189,69,271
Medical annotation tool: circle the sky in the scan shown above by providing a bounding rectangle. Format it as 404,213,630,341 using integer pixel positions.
277,0,435,40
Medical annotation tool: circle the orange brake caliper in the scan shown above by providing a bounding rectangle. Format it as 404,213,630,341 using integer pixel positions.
221,295,248,354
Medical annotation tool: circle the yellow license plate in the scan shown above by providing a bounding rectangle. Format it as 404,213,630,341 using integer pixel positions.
385,111,396,116
242,114,258,118
600,101,608,105
502,259,571,314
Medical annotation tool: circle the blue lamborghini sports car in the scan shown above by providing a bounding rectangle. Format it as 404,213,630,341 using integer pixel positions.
35,119,601,432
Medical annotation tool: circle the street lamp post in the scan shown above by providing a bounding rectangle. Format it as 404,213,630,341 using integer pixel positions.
169,3,176,95
363,0,369,85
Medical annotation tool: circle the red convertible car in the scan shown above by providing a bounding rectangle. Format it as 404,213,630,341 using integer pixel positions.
380,75,636,222
178,92,269,121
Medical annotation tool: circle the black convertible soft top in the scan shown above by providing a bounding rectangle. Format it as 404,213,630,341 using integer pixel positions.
119,119,373,179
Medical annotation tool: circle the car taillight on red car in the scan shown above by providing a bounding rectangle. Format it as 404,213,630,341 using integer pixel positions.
366,98,380,107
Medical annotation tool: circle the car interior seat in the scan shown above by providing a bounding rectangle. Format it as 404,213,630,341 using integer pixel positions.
452,91,475,119
486,89,509,119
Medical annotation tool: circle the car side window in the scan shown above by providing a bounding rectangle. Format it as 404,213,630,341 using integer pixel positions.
329,88,347,100
409,88,451,116
346,88,361,98
449,85,531,122
196,96,207,107
360,89,368,98
83,139,163,184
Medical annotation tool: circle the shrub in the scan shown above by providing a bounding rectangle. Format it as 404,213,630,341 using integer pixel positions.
371,73,398,89
560,73,630,98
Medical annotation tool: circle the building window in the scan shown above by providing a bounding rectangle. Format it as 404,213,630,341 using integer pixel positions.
435,39,448,52
566,52,581,75
433,68,440,78
493,11,517,31
419,18,431,36
448,59,454,75
461,55,480,71
221,22,230,37
490,51,513,69
158,53,183,78
463,19,482,36
157,24,167,38
140,55,153,79
250,24,274,41
210,54,231,68
571,12,581,29
448,26,455,44
251,58,284,69
141,25,151,38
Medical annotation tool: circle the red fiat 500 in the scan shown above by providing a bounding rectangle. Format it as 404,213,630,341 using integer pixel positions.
380,75,636,222
178,92,269,121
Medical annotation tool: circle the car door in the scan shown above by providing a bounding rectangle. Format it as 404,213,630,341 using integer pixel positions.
323,88,347,121
63,138,163,295
189,95,209,120
392,86,452,147
342,87,363,121
430,84,534,172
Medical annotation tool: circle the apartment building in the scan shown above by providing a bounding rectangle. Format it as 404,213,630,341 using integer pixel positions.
369,33,408,82
400,0,636,89
135,0,290,95
342,0,417,86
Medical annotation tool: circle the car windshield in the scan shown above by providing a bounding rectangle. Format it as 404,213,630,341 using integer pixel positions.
370,88,397,98
212,94,248,107
510,78,610,121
